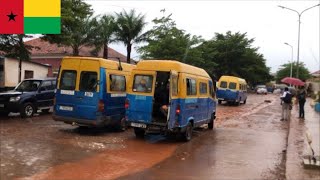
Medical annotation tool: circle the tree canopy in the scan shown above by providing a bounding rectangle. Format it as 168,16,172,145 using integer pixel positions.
114,9,146,63
276,62,311,82
0,35,34,61
42,0,95,56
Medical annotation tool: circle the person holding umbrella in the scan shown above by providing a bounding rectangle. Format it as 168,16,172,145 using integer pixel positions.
297,86,307,119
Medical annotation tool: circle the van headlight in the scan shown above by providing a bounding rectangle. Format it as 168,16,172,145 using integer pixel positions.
9,96,21,102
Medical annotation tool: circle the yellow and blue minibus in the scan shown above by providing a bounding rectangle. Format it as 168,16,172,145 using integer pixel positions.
53,56,135,130
216,75,247,105
125,60,216,141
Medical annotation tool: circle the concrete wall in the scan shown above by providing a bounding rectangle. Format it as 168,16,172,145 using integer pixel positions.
2,58,49,88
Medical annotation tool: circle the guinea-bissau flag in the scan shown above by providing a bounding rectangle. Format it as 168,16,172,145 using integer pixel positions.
0,0,61,34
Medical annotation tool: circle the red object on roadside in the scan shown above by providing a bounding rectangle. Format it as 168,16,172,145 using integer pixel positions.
281,77,305,86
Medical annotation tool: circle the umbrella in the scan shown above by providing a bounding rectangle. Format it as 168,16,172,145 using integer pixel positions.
281,77,305,86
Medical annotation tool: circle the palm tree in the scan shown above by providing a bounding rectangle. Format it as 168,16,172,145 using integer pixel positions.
91,15,116,58
114,9,146,63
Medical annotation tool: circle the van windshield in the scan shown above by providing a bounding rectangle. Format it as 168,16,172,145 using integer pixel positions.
229,82,237,89
60,70,76,90
220,81,227,88
133,75,153,93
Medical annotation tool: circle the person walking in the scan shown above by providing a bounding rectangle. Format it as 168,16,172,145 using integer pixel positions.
280,87,292,121
297,86,307,119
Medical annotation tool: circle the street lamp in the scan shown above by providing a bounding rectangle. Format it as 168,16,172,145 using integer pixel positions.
278,3,320,78
284,42,293,78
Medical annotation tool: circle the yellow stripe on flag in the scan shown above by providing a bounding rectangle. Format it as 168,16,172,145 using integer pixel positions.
24,0,60,17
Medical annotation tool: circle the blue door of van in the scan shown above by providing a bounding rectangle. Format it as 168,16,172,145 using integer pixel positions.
183,78,199,126
127,72,155,124
168,71,178,129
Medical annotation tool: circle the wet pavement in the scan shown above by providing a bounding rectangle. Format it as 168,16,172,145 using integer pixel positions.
0,94,311,180
118,94,288,180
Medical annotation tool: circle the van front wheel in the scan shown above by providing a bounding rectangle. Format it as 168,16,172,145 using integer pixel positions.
208,114,214,130
134,128,145,138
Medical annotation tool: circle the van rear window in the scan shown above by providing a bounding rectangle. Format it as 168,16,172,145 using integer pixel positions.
60,70,76,90
80,71,98,92
220,81,227,88
229,82,236,89
133,75,153,93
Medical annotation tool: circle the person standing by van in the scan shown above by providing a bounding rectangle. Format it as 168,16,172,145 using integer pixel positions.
297,86,307,119
280,87,292,121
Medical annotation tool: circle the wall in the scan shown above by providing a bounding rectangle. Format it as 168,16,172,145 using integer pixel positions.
0,59,4,87
2,58,49,88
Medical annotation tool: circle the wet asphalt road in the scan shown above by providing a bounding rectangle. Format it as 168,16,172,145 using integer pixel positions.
0,94,288,180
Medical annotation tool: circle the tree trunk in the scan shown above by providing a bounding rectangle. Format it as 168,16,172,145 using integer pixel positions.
103,44,108,59
73,45,79,56
126,44,131,64
18,58,22,83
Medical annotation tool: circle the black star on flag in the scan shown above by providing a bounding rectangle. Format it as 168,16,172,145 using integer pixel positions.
7,11,17,21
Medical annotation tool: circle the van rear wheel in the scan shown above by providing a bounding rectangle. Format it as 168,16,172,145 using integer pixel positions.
208,114,214,130
183,122,193,141
134,128,145,138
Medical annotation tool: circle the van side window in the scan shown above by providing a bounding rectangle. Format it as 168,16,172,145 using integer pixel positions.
171,75,178,96
80,71,98,92
220,81,227,88
110,75,126,92
60,70,77,90
186,78,196,96
229,82,236,89
200,82,207,94
209,81,215,98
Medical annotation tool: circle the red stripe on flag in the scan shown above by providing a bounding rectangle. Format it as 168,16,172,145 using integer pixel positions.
0,0,24,34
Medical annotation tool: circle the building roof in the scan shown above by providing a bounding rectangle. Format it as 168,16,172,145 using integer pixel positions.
0,56,51,67
311,70,320,77
24,38,127,62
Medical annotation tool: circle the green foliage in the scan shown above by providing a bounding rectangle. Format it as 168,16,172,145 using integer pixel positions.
42,0,95,56
196,31,272,84
138,11,203,62
91,15,116,58
0,34,34,61
114,9,146,63
275,62,311,82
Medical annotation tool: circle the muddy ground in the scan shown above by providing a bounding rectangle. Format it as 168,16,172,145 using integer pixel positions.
0,94,289,180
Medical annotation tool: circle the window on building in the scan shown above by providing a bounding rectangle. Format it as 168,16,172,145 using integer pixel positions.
24,70,34,79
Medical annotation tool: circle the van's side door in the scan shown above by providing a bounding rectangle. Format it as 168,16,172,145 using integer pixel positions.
184,77,199,126
168,70,178,129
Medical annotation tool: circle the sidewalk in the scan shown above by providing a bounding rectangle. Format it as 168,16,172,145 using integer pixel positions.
286,98,320,180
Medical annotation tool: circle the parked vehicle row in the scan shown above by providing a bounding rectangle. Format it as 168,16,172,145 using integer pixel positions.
1,56,252,141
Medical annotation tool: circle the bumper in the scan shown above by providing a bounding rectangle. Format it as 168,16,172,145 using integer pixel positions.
53,113,114,127
128,121,186,134
0,102,21,113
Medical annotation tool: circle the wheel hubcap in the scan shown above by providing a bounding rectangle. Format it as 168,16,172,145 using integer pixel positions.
25,105,33,116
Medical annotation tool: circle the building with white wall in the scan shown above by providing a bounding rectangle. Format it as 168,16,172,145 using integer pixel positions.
0,56,51,91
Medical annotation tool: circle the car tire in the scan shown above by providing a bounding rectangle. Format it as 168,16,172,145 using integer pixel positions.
20,102,35,118
183,122,193,141
218,100,222,104
134,127,145,138
243,99,247,104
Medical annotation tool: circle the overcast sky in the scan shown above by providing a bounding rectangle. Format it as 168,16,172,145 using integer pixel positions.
84,0,320,73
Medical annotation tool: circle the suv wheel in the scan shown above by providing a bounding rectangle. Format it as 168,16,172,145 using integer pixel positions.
0,111,9,117
20,103,35,118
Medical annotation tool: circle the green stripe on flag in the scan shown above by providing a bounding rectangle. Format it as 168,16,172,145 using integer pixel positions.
24,17,61,34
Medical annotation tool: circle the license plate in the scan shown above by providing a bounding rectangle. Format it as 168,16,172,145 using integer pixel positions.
0,104,4,108
131,122,146,128
59,106,73,111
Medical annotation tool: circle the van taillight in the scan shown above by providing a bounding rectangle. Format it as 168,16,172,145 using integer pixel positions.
125,99,129,109
98,100,104,112
176,104,181,115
